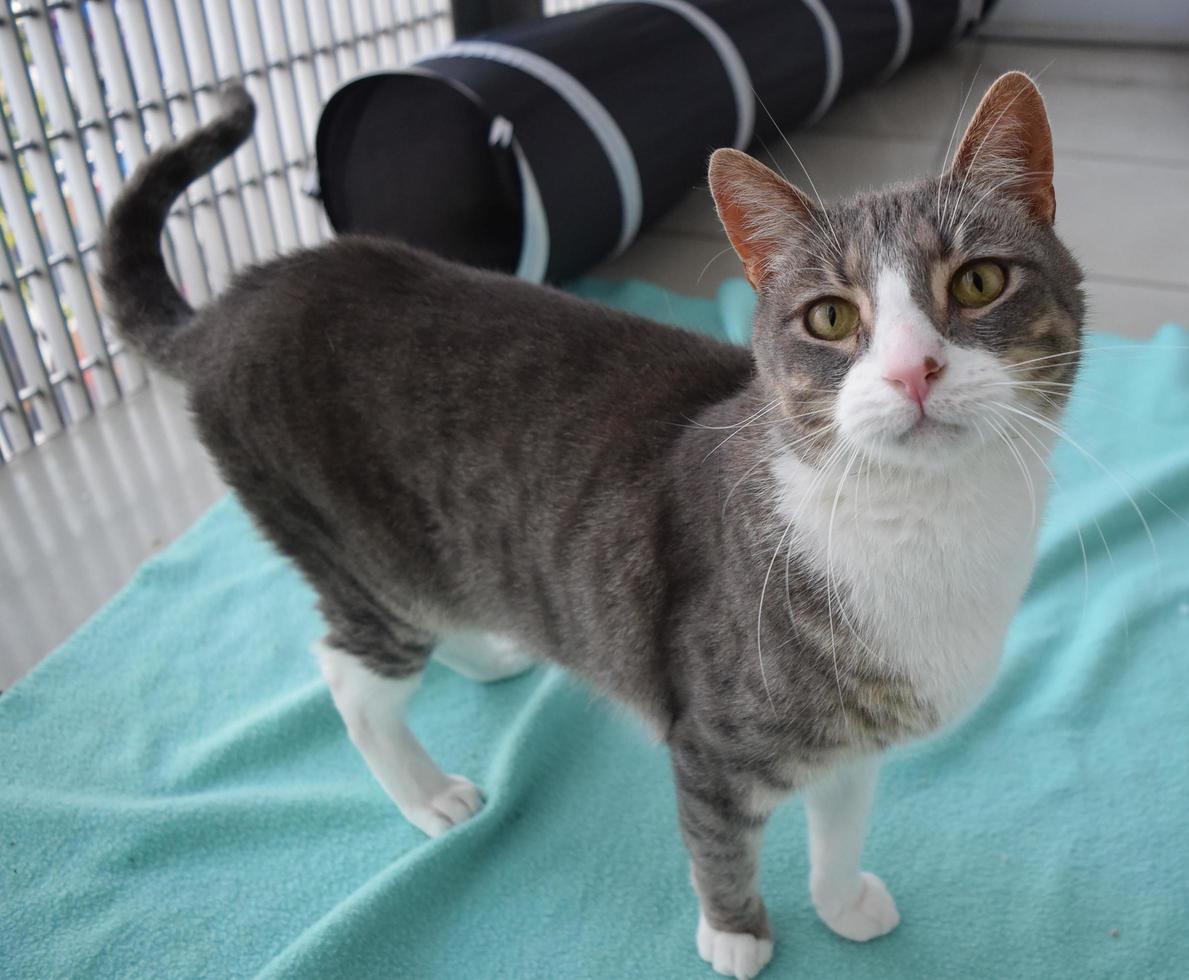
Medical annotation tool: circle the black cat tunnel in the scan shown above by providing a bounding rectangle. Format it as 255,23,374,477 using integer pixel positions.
315,0,991,283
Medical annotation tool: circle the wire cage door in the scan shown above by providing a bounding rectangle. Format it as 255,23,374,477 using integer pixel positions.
0,0,454,463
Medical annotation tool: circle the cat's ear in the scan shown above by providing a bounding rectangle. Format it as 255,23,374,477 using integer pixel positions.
708,148,819,290
950,71,1056,224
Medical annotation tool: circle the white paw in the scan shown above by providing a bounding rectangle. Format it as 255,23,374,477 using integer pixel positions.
813,871,900,942
435,635,535,682
472,638,535,682
402,775,484,837
696,914,773,980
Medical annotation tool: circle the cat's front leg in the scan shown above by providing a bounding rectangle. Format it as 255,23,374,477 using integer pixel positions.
804,755,900,942
671,740,773,980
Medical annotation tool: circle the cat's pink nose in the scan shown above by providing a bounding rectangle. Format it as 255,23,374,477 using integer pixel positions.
883,355,945,410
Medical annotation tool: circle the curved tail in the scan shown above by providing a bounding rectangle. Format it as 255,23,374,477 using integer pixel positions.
99,84,255,374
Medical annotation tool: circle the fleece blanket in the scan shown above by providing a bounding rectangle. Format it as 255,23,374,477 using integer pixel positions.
3,278,1188,980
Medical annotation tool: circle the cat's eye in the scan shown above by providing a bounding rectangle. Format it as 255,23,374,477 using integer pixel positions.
805,298,860,341
951,260,1007,307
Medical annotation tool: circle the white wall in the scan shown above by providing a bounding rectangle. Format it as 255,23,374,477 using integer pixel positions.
985,0,1189,45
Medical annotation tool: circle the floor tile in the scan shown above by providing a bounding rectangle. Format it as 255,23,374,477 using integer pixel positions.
813,41,981,142
1043,83,1189,166
1083,277,1189,339
1054,156,1189,288
954,41,1189,166
0,378,225,689
974,38,1189,89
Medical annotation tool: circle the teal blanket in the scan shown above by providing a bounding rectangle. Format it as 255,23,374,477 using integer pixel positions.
4,279,1188,979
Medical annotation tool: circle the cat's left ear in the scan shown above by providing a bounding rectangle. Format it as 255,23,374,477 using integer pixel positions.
708,148,819,290
950,71,1056,224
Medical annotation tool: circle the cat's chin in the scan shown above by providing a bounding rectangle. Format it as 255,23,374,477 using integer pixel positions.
852,415,981,470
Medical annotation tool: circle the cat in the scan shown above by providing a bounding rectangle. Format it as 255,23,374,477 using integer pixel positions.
100,71,1083,979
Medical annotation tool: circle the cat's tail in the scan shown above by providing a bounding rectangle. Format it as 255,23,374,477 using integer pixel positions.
99,84,255,375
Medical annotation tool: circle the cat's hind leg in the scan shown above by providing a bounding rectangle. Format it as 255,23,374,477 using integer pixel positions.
315,628,483,837
433,633,536,683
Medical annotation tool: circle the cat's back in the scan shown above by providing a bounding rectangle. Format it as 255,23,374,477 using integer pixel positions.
183,235,753,529
186,235,748,410
195,236,728,362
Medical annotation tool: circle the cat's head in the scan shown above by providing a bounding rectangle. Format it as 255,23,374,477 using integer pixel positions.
709,72,1084,470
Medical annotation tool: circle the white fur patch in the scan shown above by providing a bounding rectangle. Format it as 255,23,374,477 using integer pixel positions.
774,269,1054,720
433,632,536,682
772,444,1046,719
813,871,900,942
696,914,774,980
316,640,484,836
837,267,1020,468
868,266,942,368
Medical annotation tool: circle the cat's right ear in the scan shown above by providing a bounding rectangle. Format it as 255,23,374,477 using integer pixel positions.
948,71,1056,224
708,148,818,291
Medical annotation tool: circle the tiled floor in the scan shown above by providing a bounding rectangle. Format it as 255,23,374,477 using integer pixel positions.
2,35,1187,688
0,379,225,687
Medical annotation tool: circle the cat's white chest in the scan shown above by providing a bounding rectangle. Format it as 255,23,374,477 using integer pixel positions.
771,448,1046,722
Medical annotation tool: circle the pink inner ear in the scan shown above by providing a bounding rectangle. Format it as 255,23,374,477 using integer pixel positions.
951,72,1056,224
707,148,817,288
714,190,773,290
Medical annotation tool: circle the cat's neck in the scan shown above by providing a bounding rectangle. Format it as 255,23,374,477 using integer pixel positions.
770,438,1054,533
765,433,1054,718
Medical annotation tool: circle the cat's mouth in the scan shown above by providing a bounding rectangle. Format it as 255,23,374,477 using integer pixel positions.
896,414,963,442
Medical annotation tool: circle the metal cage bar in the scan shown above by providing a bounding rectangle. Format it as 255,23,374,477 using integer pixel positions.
0,0,454,464
0,223,62,447
18,2,122,405
235,0,323,244
114,0,219,301
0,105,93,430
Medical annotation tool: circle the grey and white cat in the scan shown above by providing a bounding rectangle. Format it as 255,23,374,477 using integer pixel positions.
101,72,1082,979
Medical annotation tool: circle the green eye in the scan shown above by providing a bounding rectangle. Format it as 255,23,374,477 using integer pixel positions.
952,260,1007,307
805,298,860,341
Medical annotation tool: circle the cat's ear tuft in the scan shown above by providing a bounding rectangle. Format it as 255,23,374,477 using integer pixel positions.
708,148,818,290
950,71,1056,224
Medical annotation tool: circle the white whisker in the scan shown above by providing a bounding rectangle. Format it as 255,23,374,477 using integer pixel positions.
938,64,982,230
993,408,1092,628
757,514,798,713
749,84,843,256
824,446,863,729
700,406,833,462
1002,344,1189,374
682,398,781,432
951,168,1058,245
982,409,1038,531
990,400,1160,560
697,244,740,285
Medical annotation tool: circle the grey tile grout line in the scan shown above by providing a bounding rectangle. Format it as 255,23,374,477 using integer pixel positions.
1084,274,1189,293
977,34,1189,58
1057,151,1189,173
